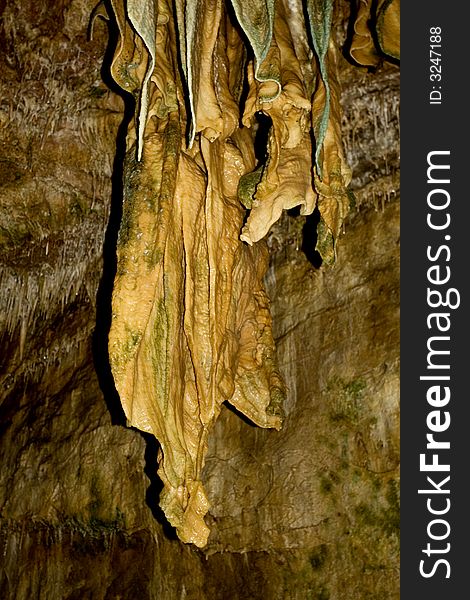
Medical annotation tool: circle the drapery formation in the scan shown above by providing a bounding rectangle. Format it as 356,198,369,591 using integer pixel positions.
105,0,398,547
349,0,400,67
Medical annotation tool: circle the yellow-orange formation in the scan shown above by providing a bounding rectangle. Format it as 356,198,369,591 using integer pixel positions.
106,0,398,547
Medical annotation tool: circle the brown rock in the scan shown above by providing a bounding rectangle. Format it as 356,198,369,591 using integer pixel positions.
0,0,399,597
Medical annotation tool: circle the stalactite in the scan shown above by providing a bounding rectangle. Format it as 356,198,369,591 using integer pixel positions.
104,0,399,547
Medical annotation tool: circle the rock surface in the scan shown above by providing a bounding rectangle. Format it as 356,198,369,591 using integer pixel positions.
0,0,399,598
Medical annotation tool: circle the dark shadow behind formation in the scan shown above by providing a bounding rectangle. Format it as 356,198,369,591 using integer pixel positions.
91,2,178,541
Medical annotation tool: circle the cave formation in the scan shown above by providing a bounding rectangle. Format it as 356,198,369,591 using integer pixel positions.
0,0,400,598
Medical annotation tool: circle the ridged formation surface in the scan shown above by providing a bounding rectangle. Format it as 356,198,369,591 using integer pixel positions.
106,0,399,546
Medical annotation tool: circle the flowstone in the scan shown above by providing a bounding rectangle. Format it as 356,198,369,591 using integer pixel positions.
106,0,400,547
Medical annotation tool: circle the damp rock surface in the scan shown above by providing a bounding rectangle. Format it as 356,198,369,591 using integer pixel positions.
0,0,399,598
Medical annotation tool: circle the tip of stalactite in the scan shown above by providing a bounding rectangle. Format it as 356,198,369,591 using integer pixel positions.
160,480,211,548
240,231,254,246
178,519,210,549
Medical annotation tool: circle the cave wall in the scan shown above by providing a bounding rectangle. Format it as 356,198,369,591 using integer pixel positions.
0,1,399,598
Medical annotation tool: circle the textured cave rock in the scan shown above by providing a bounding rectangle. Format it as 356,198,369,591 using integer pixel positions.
0,1,399,598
